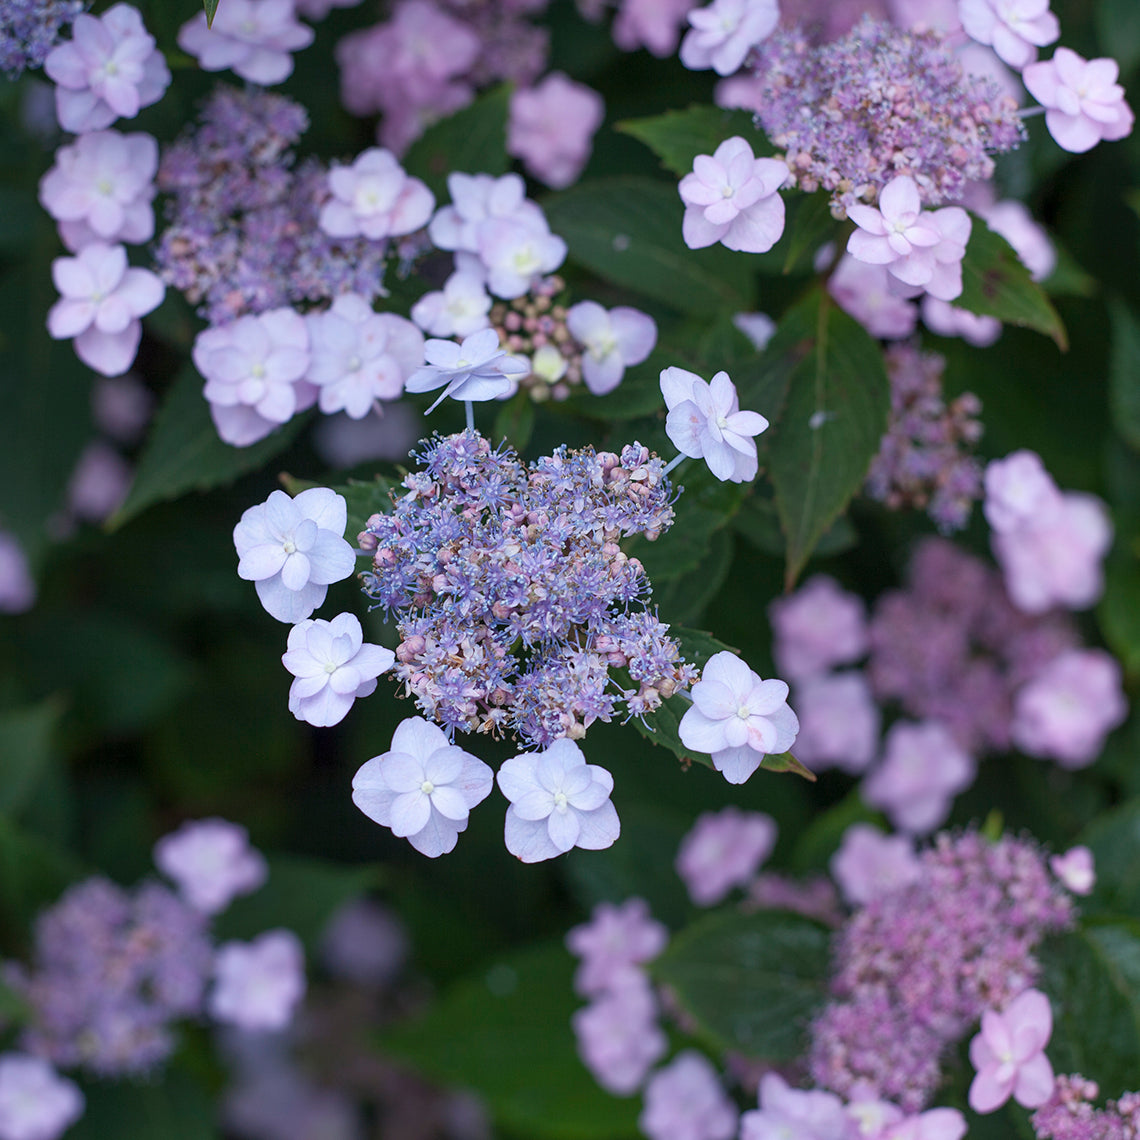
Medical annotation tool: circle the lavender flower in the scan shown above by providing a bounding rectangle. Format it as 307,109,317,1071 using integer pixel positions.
808,830,1073,1111
360,431,695,748
13,877,213,1076
0,0,83,77
1031,1075,1140,1140
749,17,1025,213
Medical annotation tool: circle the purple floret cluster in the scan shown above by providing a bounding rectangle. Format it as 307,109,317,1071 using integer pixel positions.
809,830,1073,1111
9,877,213,1077
0,0,82,77
360,430,696,747
154,86,401,326
750,17,1025,213
865,343,984,533
1032,1075,1140,1140
868,537,1079,755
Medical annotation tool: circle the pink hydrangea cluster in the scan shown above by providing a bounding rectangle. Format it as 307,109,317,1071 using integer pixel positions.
809,830,1074,1111
746,17,1024,213
44,3,170,133
675,807,777,906
336,0,549,154
865,343,984,534
985,450,1113,615
507,72,604,190
1031,1074,1140,1139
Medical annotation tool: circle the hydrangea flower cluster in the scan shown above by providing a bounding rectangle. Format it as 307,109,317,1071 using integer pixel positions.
1031,1074,1140,1139
335,0,549,154
0,0,82,78
359,430,695,747
809,830,1074,1111
743,17,1025,214
155,87,413,326
865,343,984,533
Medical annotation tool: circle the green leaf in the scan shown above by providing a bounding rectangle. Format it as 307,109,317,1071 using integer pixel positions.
1109,298,1140,452
493,390,536,453
761,751,817,781
653,528,734,625
382,943,640,1140
213,854,381,956
70,1068,219,1140
732,490,857,559
652,908,830,1059
1080,796,1140,917
543,178,756,316
0,815,83,933
0,697,64,819
1039,921,1140,1097
790,791,884,873
1099,555,1140,676
110,366,310,530
1096,0,1140,78
202,0,220,27
782,193,842,276
765,289,890,588
616,105,763,178
956,220,1068,350
402,86,511,200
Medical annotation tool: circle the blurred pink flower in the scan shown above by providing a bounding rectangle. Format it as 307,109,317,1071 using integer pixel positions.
508,73,604,190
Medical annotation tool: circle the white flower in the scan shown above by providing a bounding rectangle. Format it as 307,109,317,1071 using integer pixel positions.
233,488,356,624
283,612,395,727
0,1054,84,1140
318,147,434,241
678,651,799,784
497,738,621,862
428,171,547,254
679,0,779,76
304,293,424,419
410,270,492,338
405,327,529,412
660,366,768,482
351,717,494,858
476,217,568,300
209,930,306,1032
153,817,268,915
566,301,657,395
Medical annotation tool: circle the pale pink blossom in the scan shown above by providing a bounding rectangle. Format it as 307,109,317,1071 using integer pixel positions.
0,533,36,615
66,441,131,522
1050,846,1095,895
968,988,1055,1112
769,575,868,682
679,0,779,76
679,137,788,254
352,717,494,858
566,899,668,996
828,255,919,340
233,487,356,624
983,449,1063,534
613,0,692,55
319,898,408,986
428,171,548,255
1011,648,1127,768
319,148,434,241
678,651,799,784
740,1073,850,1140
884,1108,968,1140
194,308,316,447
660,366,768,482
847,175,971,301
210,930,306,1032
675,807,777,906
476,218,568,300
283,612,395,727
992,491,1112,613
38,130,157,252
0,1054,84,1140
304,293,423,419
791,672,880,775
46,242,164,377
507,73,604,190
862,720,976,834
44,3,170,133
921,296,1002,346
411,271,492,338
830,823,921,907
639,1051,739,1140
958,0,1059,70
1023,47,1135,153
566,301,656,395
571,971,666,1094
154,818,268,915
981,200,1056,281
732,312,776,350
178,0,314,85
497,739,620,862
